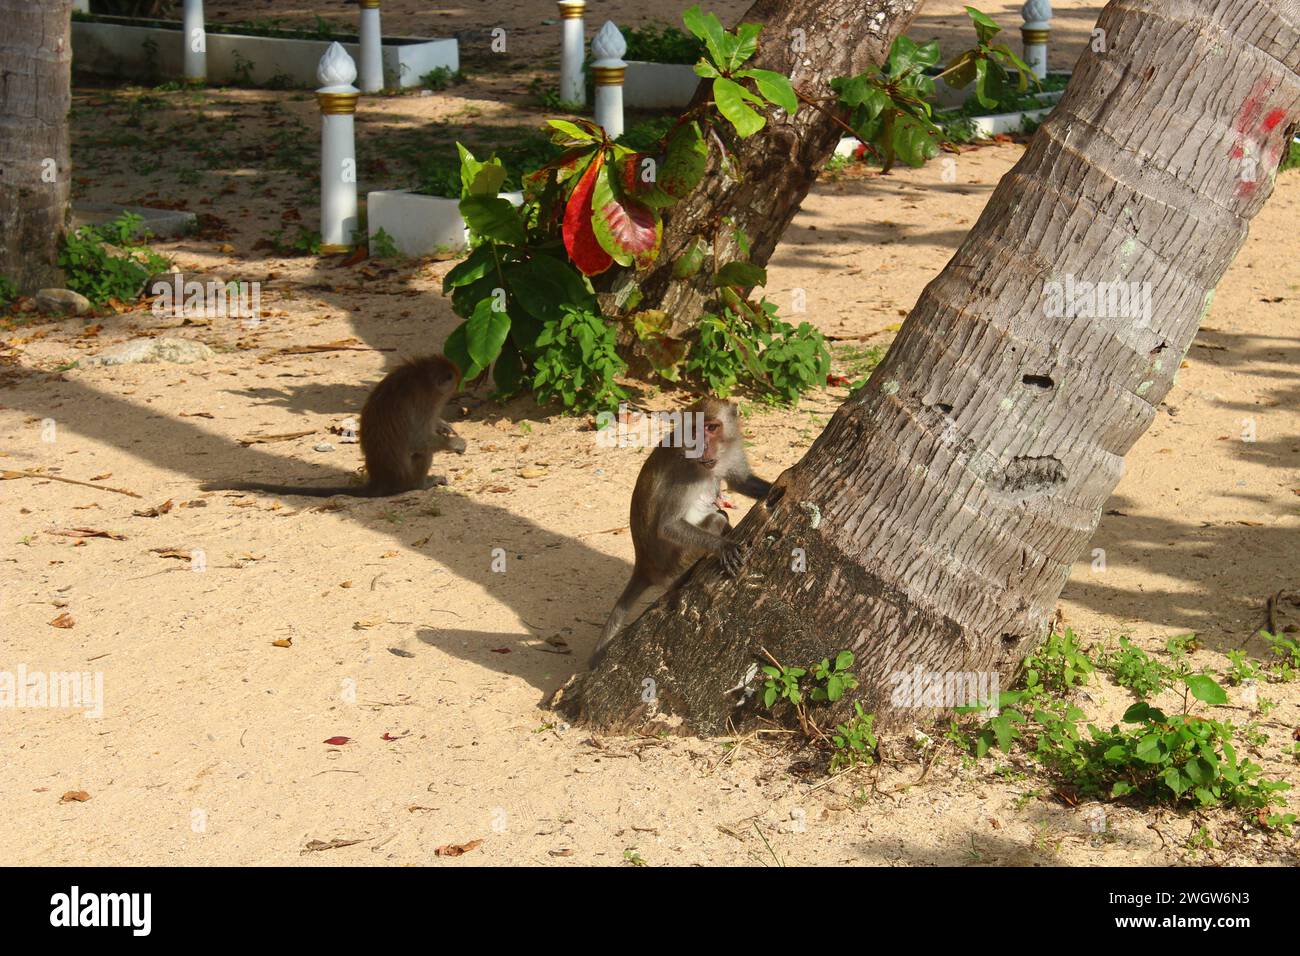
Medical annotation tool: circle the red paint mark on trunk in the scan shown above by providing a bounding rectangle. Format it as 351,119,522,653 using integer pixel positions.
1262,108,1286,132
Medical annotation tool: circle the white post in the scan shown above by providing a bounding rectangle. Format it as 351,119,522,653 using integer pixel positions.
182,0,207,83
557,0,586,106
591,22,627,140
1021,0,1052,80
357,0,385,93
317,44,361,255
72,0,89,13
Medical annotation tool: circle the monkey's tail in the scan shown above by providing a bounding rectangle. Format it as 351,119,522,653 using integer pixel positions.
199,480,377,498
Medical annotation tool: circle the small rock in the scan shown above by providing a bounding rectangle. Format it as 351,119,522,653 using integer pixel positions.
314,442,335,453
88,336,215,366
518,466,547,479
35,288,91,316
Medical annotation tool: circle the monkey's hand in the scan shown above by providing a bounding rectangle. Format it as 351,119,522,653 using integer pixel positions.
719,538,745,577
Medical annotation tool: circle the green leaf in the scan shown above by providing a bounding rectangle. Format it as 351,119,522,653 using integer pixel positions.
443,322,482,381
442,243,495,291
682,5,727,66
713,78,766,138
715,260,766,289
503,255,595,324
671,236,708,279
965,5,1002,45
660,121,708,199
459,195,526,245
834,650,854,671
546,118,602,145
1184,674,1228,706
492,338,525,395
465,296,511,369
737,68,797,114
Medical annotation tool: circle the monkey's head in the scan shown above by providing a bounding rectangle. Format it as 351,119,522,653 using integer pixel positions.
683,397,739,471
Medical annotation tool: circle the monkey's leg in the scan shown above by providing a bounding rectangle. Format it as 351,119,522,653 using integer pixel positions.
593,571,653,663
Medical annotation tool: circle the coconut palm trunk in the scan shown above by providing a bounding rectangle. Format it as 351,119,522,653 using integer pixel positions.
561,0,1300,734
0,0,73,292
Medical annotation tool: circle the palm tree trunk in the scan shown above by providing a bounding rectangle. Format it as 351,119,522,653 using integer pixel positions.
561,0,1300,734
0,0,73,292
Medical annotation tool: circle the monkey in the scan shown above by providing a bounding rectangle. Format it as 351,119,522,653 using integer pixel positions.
202,354,465,498
592,397,771,663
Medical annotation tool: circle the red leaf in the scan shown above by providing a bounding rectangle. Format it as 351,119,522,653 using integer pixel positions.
381,732,410,741
563,152,614,276
827,373,851,387
323,736,351,746
489,647,512,654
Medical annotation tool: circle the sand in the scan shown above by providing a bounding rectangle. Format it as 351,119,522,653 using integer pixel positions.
0,1,1296,866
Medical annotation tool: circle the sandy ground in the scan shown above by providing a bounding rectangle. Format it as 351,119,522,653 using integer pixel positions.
1,1,1297,866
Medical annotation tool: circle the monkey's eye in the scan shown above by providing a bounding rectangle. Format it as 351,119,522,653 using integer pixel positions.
704,422,720,434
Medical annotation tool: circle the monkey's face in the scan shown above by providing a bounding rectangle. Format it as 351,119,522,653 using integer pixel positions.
697,416,722,469
433,421,467,455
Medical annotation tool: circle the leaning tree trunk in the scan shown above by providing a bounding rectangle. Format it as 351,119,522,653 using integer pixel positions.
608,0,924,333
0,0,72,292
560,0,1300,734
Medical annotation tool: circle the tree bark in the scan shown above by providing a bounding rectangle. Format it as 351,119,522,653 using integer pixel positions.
0,0,73,293
609,0,924,334
560,0,1300,735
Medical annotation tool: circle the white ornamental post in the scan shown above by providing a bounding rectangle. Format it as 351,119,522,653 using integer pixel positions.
182,0,207,83
557,0,586,106
358,0,385,93
591,22,627,139
1021,0,1051,80
317,44,361,255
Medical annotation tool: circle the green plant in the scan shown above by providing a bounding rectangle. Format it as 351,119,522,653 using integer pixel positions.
1025,626,1095,693
530,306,628,413
231,51,255,86
58,213,170,306
1280,139,1300,173
685,302,829,404
1099,637,1176,699
266,225,322,256
810,651,859,703
832,36,943,172
622,23,706,65
761,661,807,709
1261,630,1299,681
937,7,1037,110
421,67,466,91
369,228,401,260
829,702,877,772
1224,650,1262,686
683,5,797,138
0,276,16,308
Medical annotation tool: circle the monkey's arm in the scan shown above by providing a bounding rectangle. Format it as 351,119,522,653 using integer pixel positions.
660,517,743,576
727,471,771,500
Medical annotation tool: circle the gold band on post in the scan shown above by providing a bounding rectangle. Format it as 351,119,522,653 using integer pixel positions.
359,0,381,8
317,92,360,115
319,244,352,255
592,66,625,86
1021,28,1050,44
558,1,585,20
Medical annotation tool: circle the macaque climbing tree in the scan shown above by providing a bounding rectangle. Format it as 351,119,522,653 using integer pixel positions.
561,0,1300,734
0,0,73,292
610,0,924,332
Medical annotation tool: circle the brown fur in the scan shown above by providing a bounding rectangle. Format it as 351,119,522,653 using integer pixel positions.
203,355,465,498
593,398,771,662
